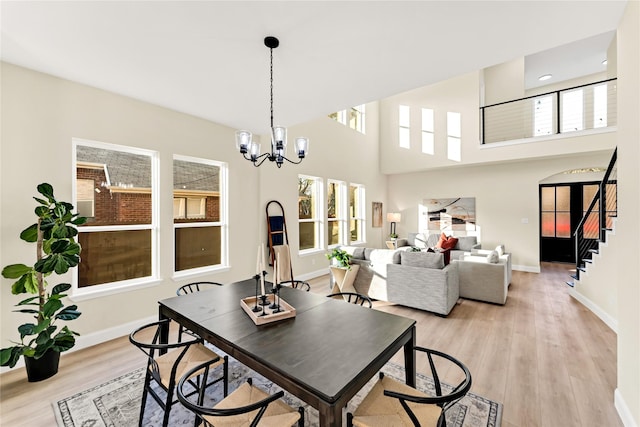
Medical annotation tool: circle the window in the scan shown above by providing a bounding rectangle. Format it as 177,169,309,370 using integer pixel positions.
447,111,461,162
327,180,347,246
298,175,323,251
399,105,410,148
561,89,584,132
76,178,95,218
74,139,159,294
173,155,228,274
593,83,608,128
421,108,434,155
349,104,366,134
534,95,553,136
349,183,366,243
328,110,347,125
541,186,570,238
329,105,366,134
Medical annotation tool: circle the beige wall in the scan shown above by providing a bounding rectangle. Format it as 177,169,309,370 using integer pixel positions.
0,63,387,366
482,58,525,105
387,152,611,271
379,70,616,176
615,1,640,425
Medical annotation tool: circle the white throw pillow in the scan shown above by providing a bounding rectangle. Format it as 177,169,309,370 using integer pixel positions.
414,233,428,249
487,250,500,263
495,245,505,256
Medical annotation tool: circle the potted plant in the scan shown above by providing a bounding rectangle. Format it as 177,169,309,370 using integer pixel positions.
0,183,86,381
389,233,398,240
326,248,352,269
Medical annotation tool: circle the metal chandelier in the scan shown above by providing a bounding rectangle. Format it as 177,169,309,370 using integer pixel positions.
235,36,309,168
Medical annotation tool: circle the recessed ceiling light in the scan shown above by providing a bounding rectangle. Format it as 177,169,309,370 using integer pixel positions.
538,74,553,81
602,59,608,65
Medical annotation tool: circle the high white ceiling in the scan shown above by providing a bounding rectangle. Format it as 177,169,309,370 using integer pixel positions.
0,1,627,135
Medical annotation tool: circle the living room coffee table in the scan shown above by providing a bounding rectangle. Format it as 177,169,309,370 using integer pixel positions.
158,278,416,427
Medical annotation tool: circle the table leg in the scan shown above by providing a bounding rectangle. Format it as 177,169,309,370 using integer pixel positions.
404,325,416,387
319,402,343,427
158,306,169,355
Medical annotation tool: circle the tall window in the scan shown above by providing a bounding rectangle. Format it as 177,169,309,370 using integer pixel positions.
327,180,347,246
74,139,159,293
173,155,227,275
561,89,584,132
534,95,553,136
541,186,571,238
298,175,323,251
447,111,461,162
349,183,366,243
349,104,366,134
399,105,410,148
421,108,434,155
593,83,608,128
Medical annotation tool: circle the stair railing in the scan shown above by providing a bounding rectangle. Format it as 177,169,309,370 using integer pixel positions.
573,148,617,279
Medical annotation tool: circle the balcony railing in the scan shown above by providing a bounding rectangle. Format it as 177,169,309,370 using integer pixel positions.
480,78,617,144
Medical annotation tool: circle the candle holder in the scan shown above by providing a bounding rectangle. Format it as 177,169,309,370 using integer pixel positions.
269,285,282,312
252,273,262,312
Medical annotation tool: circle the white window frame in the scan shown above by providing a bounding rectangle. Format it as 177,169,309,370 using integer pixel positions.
349,183,366,245
350,104,366,134
593,83,608,128
173,154,229,279
421,108,434,155
327,179,348,247
561,88,584,132
399,105,411,149
298,174,324,255
447,111,461,162
329,110,347,125
534,95,554,136
72,138,160,300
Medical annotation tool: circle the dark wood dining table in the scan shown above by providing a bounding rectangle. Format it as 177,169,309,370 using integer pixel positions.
158,278,416,427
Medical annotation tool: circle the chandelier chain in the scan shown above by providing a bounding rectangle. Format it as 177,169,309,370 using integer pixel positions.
269,47,274,129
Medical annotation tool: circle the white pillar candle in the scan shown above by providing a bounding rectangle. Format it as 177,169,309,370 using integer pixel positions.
256,244,261,274
273,258,278,290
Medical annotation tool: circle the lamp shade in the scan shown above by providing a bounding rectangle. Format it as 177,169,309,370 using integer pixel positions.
387,212,401,223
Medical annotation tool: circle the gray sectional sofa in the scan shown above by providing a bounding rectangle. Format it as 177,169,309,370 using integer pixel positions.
335,246,459,316
396,232,481,261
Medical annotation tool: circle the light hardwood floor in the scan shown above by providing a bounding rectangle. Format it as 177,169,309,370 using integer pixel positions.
0,262,622,426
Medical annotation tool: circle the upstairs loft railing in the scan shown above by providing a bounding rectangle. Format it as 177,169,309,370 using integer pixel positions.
480,78,617,144
573,148,617,279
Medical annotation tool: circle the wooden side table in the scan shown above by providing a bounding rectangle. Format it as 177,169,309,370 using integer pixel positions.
385,240,397,249
329,264,360,294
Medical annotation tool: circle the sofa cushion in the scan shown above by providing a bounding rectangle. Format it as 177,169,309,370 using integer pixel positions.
400,251,444,269
456,236,477,251
426,233,440,248
487,250,500,263
368,249,401,265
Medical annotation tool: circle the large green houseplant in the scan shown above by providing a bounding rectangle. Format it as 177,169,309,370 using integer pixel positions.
0,183,86,381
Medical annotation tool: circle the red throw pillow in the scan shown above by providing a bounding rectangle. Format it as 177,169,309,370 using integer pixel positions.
440,236,459,250
435,232,448,249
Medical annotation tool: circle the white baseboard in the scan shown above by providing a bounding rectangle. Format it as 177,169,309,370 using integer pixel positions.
0,315,156,375
615,388,639,427
513,264,541,273
569,288,618,333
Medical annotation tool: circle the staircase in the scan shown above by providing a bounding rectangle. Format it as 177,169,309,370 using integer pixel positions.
567,148,617,287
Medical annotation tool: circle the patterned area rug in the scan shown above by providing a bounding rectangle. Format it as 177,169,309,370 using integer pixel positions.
53,354,502,426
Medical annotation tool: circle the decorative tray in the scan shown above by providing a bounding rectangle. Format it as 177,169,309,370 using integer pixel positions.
240,295,296,325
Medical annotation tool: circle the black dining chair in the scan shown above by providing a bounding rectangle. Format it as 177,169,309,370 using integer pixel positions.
176,281,224,342
347,346,472,427
327,291,373,308
129,319,228,427
177,361,305,427
176,281,225,296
